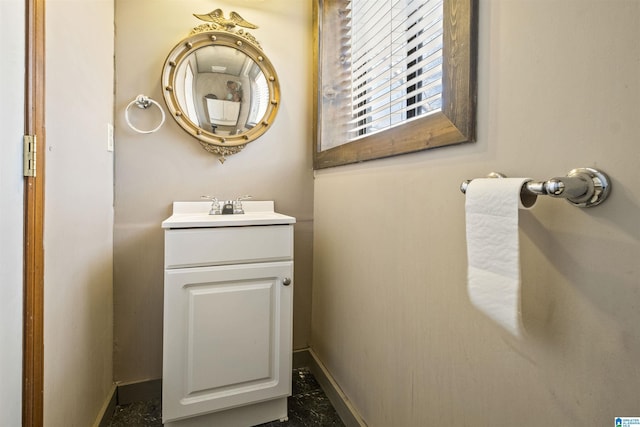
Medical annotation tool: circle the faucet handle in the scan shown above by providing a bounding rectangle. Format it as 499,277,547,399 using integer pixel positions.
233,195,252,214
201,195,221,215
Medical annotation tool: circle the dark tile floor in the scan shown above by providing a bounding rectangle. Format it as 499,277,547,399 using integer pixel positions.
108,368,344,427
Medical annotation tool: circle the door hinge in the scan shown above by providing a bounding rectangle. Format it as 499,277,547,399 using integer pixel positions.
24,135,37,177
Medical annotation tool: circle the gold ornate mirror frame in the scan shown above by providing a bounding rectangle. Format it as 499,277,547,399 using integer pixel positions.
161,10,280,162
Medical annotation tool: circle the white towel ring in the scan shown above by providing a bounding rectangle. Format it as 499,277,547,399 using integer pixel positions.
125,94,166,134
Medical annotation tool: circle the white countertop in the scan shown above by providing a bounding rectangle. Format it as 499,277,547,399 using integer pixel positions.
161,201,296,228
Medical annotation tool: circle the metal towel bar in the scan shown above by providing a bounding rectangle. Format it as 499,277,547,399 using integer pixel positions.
460,167,611,208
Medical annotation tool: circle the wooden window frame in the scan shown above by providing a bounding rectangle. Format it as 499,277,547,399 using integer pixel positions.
313,0,478,169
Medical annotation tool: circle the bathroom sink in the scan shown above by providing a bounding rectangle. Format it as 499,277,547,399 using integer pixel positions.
161,201,296,229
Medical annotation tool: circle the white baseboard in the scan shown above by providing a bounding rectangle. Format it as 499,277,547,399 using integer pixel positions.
305,348,368,427
93,383,117,427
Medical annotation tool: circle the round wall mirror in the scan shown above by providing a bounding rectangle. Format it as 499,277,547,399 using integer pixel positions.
161,19,280,162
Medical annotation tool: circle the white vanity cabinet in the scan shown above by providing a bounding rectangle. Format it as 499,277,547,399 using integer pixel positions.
161,201,295,426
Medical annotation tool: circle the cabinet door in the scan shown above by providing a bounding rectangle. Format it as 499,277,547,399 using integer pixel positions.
163,261,293,423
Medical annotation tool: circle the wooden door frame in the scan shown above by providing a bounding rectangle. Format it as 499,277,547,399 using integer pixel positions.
23,0,45,425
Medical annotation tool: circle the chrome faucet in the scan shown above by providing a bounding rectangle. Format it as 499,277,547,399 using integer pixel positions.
202,195,251,215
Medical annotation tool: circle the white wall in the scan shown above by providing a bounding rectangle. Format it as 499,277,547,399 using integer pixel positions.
113,0,314,383
0,1,24,425
312,1,640,425
44,1,115,425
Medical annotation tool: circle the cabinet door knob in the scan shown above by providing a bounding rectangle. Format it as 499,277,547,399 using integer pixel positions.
282,277,292,286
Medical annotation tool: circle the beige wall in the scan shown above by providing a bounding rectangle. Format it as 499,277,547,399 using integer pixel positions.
0,1,24,425
312,1,640,426
113,0,314,383
44,1,115,425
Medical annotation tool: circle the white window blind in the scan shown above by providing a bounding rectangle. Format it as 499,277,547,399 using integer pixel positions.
343,0,444,142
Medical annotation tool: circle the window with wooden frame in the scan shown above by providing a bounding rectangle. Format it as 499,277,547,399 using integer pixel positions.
313,0,478,169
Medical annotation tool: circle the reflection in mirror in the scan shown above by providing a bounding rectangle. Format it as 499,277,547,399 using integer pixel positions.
176,45,270,135
161,11,279,163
